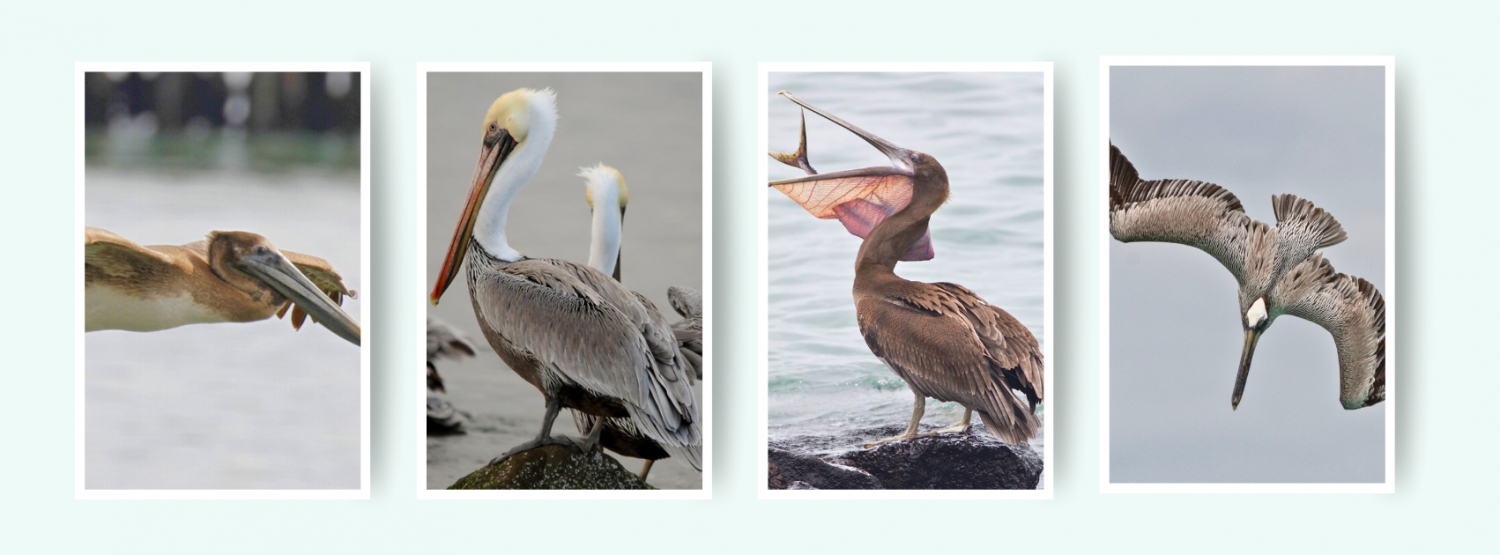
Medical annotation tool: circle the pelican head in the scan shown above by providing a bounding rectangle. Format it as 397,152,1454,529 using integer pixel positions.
207,231,362,345
581,164,629,280
769,91,942,262
431,88,558,305
1232,295,1273,409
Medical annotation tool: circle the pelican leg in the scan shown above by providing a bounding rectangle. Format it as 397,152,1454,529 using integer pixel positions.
639,459,655,481
577,416,605,453
922,408,972,436
865,392,925,447
490,397,586,465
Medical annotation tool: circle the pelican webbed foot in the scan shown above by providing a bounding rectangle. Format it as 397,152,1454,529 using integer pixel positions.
922,408,973,436
488,435,591,466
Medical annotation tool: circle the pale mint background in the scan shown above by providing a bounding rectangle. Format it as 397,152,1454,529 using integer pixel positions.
7,0,1493,553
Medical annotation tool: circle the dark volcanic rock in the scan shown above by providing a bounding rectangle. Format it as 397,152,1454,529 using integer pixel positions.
767,447,881,490
769,423,1042,490
449,444,654,490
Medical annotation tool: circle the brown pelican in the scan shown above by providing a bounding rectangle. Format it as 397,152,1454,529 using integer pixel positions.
569,164,704,479
85,227,360,345
768,91,1043,447
428,316,477,434
1109,143,1385,409
429,89,701,469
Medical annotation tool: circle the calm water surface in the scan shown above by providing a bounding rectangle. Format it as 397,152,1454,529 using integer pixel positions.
767,72,1046,451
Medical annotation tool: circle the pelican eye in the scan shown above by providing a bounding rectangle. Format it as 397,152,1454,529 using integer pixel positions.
254,245,271,256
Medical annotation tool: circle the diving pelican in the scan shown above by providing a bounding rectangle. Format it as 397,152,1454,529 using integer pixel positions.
569,164,705,479
429,89,701,469
85,227,360,345
1109,143,1385,409
768,92,1043,447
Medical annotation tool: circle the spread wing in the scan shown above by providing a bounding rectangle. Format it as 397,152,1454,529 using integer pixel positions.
475,258,701,468
1270,194,1348,278
1270,253,1386,409
857,282,1042,445
1109,143,1269,284
84,227,178,289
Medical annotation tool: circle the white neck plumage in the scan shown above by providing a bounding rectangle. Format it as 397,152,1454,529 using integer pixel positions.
473,104,557,263
588,186,623,276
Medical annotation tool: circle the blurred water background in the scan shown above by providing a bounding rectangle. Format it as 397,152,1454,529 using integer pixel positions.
84,72,362,489
766,72,1046,453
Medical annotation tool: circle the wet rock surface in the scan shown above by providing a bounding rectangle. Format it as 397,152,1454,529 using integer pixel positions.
449,444,654,490
768,423,1042,490
768,447,882,490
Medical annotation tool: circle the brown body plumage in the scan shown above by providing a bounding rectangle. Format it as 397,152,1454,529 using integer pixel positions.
84,226,359,345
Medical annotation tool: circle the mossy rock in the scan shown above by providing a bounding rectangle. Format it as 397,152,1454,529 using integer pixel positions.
449,444,655,490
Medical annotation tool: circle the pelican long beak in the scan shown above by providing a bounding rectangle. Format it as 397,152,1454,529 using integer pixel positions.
240,249,362,346
1231,327,1264,410
767,91,933,261
613,206,625,282
431,129,517,305
775,91,913,170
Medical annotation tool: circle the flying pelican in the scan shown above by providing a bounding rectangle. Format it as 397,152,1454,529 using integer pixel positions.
429,88,701,469
768,92,1043,447
428,316,476,434
1109,143,1385,409
569,164,705,479
85,227,360,345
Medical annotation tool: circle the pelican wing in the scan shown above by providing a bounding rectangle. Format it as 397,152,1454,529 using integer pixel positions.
857,281,1042,445
84,227,178,288
668,286,704,381
1109,144,1270,284
475,258,701,468
1270,194,1348,278
771,168,933,261
1270,253,1386,409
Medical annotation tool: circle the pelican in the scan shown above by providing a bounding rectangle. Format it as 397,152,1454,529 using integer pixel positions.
85,227,360,345
429,88,701,470
427,316,476,434
1109,143,1385,409
569,164,705,479
768,92,1043,447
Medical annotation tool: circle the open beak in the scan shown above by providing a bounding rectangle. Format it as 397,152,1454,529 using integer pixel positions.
768,91,933,261
1231,327,1264,410
430,129,517,305
241,249,362,346
775,91,913,170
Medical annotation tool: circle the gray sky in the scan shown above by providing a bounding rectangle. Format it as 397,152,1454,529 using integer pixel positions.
1109,66,1387,483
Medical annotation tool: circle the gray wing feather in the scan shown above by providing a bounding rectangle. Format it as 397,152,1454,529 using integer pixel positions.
1109,143,1272,286
1270,253,1386,409
477,258,701,467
